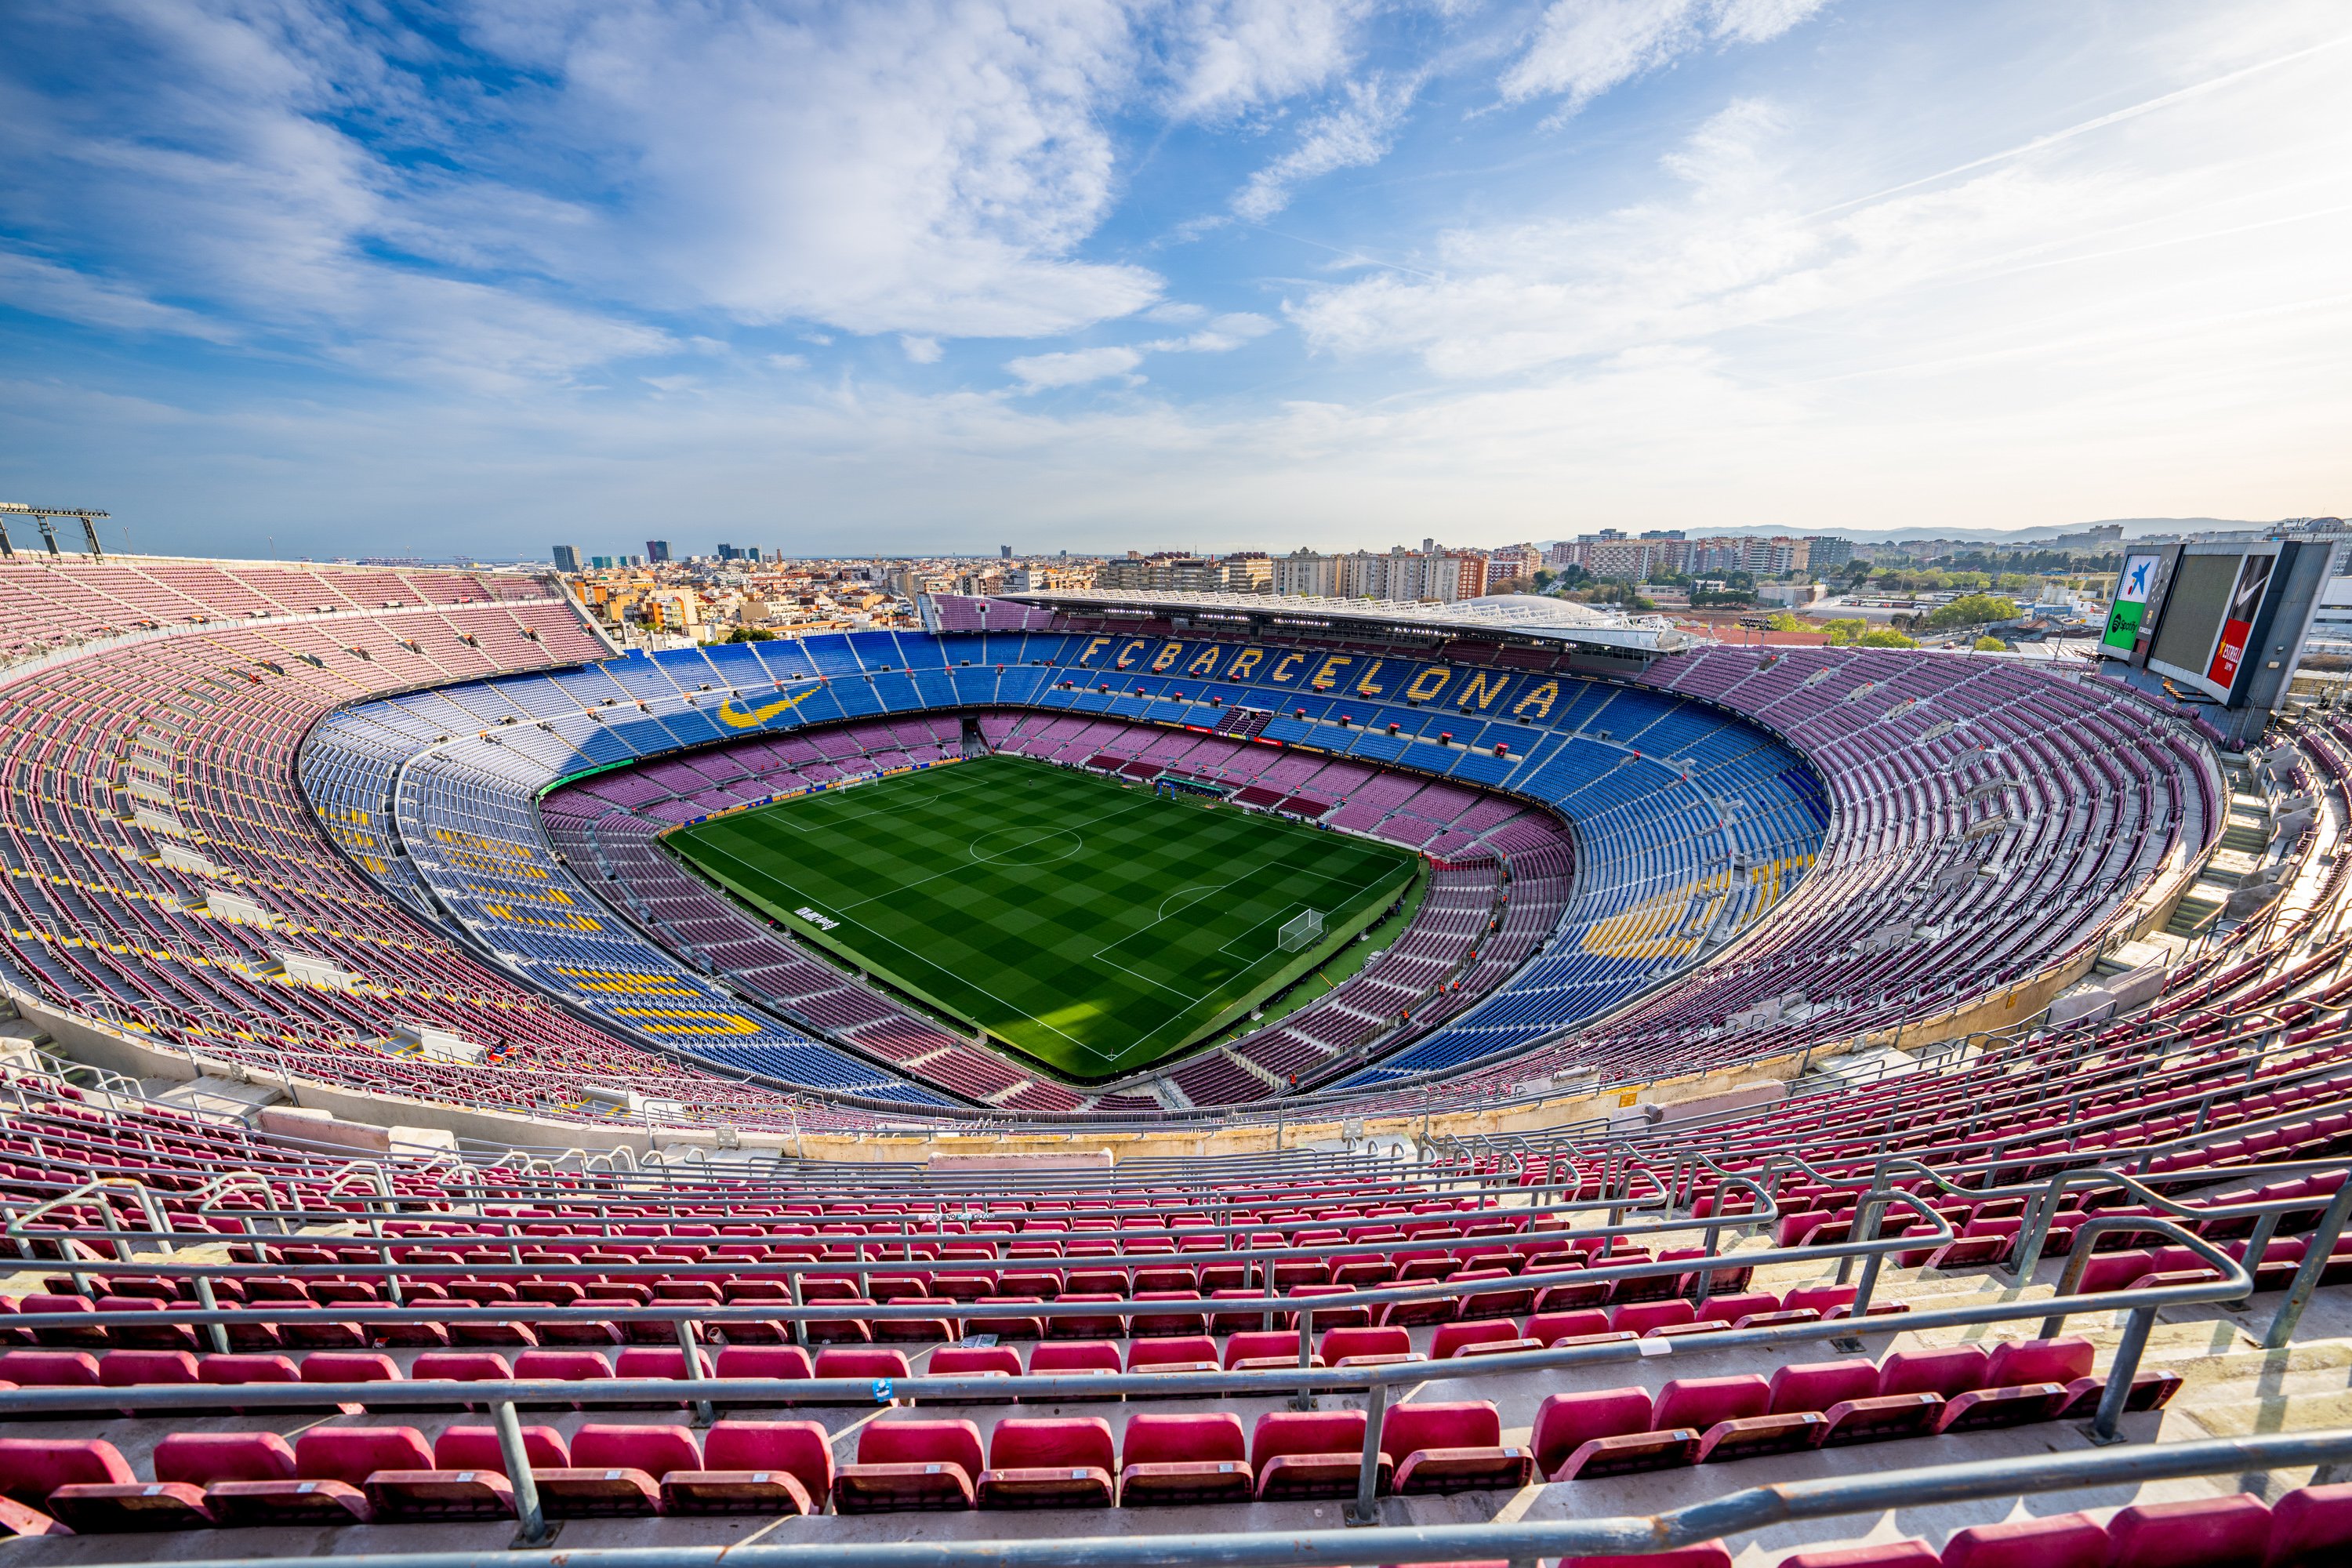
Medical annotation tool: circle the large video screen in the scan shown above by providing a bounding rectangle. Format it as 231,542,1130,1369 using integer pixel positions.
2146,553,2239,682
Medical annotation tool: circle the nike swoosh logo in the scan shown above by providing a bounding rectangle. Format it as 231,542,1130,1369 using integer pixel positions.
714,687,817,729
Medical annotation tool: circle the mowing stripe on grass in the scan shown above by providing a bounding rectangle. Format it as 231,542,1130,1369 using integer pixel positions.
662,753,1417,1080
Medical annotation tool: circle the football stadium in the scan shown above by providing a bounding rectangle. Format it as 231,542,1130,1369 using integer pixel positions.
0,543,2349,1568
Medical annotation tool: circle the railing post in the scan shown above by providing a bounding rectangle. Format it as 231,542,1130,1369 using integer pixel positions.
676,1316,713,1428
2234,1211,2282,1311
2091,1304,2158,1445
1347,1381,1385,1526
2266,1178,2352,1350
1291,1306,1316,1411
193,1273,230,1356
494,1398,550,1545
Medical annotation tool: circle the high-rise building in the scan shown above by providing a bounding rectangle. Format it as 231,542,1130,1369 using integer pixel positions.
590,555,614,570
551,544,582,573
1000,545,1012,560
1270,550,1343,597
1805,536,1856,569
645,540,672,563
1450,552,1490,599
1219,553,1272,593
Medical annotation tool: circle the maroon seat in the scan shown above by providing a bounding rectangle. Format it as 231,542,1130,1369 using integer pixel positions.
0,1348,99,1387
1937,1511,2107,1568
1877,1346,1989,1400
1030,1339,1121,1399
1695,1291,1780,1326
2103,1495,2272,1568
0,1437,137,1532
51,1431,290,1531
1253,1409,1387,1501
1118,1413,1254,1507
365,1424,567,1522
535,1423,700,1517
1225,1329,1316,1370
1613,1300,1697,1336
209,1425,433,1525
1385,1400,1531,1495
1780,1545,1939,1566
2054,1368,2184,1421
810,1346,911,1403
2267,1482,2352,1566
1127,1336,1219,1377
1323,1326,1417,1367
408,1350,514,1410
1532,1388,1681,1481
833,1418,983,1512
661,1420,833,1515
978,1416,1116,1508
1432,1321,1526,1359
1559,1549,1732,1568
1770,1359,1882,1415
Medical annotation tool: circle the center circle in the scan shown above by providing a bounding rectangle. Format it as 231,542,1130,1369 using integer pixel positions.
970,826,1083,866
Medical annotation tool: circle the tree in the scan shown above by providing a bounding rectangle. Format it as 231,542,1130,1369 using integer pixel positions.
1926,593,2020,630
1823,618,1867,645
722,626,777,643
1860,627,1917,648
1764,611,1808,632
1973,635,2006,652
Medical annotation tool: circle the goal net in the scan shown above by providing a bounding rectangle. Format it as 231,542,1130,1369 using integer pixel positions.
1278,909,1324,952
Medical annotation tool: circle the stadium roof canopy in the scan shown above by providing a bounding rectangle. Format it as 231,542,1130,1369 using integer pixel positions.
1004,587,1699,655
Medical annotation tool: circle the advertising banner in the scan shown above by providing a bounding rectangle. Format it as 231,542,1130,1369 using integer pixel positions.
2103,553,2159,653
2205,553,2274,692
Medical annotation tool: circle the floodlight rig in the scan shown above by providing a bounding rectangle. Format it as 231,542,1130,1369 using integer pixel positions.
0,502,111,558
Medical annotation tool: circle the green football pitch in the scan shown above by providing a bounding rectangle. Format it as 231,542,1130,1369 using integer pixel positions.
662,753,1418,1080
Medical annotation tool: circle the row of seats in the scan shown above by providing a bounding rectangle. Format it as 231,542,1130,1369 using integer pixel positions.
1560,1484,2352,1566
0,1400,1526,1528
1528,1339,2179,1480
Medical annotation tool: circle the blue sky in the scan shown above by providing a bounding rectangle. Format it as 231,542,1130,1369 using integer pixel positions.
2,1,2347,561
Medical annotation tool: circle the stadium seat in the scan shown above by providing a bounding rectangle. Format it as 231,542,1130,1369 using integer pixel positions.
833,1419,985,1512
1118,1413,1255,1507
977,1417,1116,1508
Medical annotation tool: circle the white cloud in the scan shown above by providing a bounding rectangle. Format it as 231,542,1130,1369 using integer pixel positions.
1006,345,1145,388
1232,73,1421,220
1500,0,1830,110
1160,0,1367,119
0,251,241,343
1149,311,1279,351
900,335,943,364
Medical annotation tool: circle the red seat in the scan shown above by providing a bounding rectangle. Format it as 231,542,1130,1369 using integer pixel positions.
1559,1549,1732,1568
1432,1321,1525,1359
1127,1336,1220,1376
208,1425,431,1526
712,1344,813,1380
536,1424,701,1518
409,1350,514,1410
1877,1346,1988,1400
1654,1375,1770,1432
1225,1329,1316,1370
365,1424,566,1522
0,1437,136,1532
1613,1300,1696,1336
1253,1409,1387,1501
1696,1291,1781,1326
19,1295,103,1348
810,1346,911,1403
1385,1400,1531,1495
662,1420,833,1515
1981,1338,2095,1388
0,1349,99,1387
1030,1339,1121,1399
978,1416,1116,1508
49,1431,289,1532
1937,1511,2107,1568
1770,1359,1882,1415
1118,1413,1254,1507
1780,1545,1939,1566
2267,1482,2352,1566
2103,1495,2273,1568
1323,1327,1417,1367
299,1351,401,1389
833,1418,983,1512
1531,1388,1663,1481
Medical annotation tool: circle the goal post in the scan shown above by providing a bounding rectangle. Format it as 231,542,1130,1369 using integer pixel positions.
1278,908,1324,953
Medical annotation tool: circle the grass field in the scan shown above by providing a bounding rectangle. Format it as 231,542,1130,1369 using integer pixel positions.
662,754,1418,1080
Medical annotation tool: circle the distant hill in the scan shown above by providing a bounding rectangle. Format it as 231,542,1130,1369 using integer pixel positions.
1538,518,2276,547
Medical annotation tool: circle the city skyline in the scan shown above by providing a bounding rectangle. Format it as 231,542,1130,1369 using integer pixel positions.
3,2,2347,559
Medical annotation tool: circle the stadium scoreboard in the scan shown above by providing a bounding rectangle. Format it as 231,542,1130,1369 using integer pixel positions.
2099,538,2334,742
